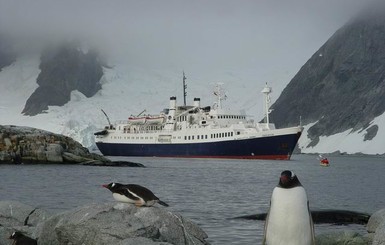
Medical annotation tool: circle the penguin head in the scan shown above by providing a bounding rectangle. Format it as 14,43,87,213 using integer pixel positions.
102,182,123,192
278,170,302,188
9,231,23,240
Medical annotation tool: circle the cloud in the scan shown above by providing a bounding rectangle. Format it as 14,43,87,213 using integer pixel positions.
0,0,375,72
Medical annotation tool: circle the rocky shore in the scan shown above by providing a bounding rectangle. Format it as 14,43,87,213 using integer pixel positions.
0,201,209,245
2,200,385,244
0,125,143,167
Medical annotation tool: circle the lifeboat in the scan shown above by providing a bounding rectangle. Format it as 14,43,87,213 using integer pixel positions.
146,115,165,124
128,116,146,124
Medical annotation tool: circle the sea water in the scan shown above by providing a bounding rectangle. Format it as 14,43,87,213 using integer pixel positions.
1,154,384,244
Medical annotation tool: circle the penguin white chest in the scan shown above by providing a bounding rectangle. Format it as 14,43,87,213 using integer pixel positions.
112,193,139,204
265,187,313,245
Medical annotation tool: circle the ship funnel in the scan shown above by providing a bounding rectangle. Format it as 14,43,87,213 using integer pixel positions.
193,98,200,107
165,96,177,127
169,96,177,110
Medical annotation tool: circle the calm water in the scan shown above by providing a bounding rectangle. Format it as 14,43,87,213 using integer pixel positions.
1,154,384,244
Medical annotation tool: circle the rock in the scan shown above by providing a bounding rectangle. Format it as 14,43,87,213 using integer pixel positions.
315,230,370,245
45,144,64,162
0,201,50,245
368,209,385,245
80,160,145,167
233,209,370,225
373,222,385,245
0,125,143,166
368,209,385,233
37,203,210,245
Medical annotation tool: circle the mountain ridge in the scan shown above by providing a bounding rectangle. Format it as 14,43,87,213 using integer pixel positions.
270,6,385,149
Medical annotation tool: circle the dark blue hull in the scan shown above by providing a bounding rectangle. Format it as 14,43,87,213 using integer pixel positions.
96,132,301,160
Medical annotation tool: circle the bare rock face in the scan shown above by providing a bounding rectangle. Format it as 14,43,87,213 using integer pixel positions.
36,203,210,245
22,42,103,116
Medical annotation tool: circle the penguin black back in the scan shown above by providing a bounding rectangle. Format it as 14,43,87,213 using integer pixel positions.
103,182,169,207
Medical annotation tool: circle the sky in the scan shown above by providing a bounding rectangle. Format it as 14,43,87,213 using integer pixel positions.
0,0,374,73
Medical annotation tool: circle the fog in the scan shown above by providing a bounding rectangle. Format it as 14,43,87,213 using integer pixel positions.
0,0,375,79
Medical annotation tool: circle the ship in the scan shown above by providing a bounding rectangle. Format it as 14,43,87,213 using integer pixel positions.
95,79,303,160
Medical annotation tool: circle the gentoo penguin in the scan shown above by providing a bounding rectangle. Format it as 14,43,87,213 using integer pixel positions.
262,170,315,245
9,231,37,245
103,182,169,207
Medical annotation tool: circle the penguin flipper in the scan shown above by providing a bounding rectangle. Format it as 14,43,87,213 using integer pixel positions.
262,201,271,245
308,201,316,245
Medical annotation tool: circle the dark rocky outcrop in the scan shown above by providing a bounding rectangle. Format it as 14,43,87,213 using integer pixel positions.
22,42,104,116
233,209,370,225
0,125,143,167
269,3,385,148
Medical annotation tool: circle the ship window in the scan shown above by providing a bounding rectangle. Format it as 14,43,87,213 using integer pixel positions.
231,132,233,136
205,135,208,139
192,136,194,140
237,132,240,135
197,135,200,139
188,136,191,140
201,135,204,139
185,136,187,140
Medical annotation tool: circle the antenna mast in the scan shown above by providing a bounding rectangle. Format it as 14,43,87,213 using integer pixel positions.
183,71,187,106
261,83,272,128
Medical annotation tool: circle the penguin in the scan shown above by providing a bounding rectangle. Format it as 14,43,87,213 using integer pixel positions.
9,231,37,245
262,170,315,245
102,182,169,207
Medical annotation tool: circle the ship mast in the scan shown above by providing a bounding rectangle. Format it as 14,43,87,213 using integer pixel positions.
183,71,187,106
261,83,272,128
214,83,225,109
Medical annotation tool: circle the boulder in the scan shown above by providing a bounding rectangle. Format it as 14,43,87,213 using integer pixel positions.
368,209,385,233
37,203,210,245
373,222,385,245
368,209,385,245
0,201,50,245
315,230,370,245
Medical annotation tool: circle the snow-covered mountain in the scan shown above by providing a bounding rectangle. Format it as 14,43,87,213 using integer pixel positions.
1,1,384,156
270,2,385,155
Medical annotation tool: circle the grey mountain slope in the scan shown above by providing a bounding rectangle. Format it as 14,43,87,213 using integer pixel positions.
22,43,103,116
269,7,385,148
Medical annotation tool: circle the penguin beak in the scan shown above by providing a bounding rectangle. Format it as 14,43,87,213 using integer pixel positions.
102,184,108,188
